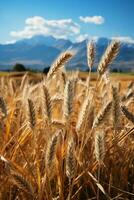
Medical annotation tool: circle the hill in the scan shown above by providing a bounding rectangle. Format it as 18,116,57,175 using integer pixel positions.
0,35,134,72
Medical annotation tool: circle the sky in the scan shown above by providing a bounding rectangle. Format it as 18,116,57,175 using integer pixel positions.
0,0,134,44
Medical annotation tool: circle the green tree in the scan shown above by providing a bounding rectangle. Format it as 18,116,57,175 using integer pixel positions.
13,63,26,72
43,66,50,74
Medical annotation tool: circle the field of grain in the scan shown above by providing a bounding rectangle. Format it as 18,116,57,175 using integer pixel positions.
0,40,134,200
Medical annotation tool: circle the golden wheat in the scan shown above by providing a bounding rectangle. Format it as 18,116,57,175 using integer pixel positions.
0,40,134,200
98,40,120,75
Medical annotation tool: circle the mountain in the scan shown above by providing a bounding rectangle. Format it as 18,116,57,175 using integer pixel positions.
0,35,134,72
15,35,73,51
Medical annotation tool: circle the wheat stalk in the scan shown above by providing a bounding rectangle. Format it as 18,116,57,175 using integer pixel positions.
20,72,29,91
9,79,16,95
94,131,105,200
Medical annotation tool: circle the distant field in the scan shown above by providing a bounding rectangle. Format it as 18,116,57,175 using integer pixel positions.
0,71,134,81
78,71,134,81
0,71,133,94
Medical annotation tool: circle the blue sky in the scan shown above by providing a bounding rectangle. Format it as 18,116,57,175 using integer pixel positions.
1,0,134,43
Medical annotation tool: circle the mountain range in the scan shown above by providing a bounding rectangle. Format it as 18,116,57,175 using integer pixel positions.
0,35,134,72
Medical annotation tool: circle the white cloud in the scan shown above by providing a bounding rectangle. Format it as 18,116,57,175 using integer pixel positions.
76,34,99,42
3,40,16,45
111,36,134,44
76,35,134,44
26,16,45,26
75,34,89,42
10,16,80,40
79,16,105,25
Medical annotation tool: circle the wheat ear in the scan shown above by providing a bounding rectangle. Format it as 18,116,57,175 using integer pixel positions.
47,51,74,80
0,155,11,175
27,99,36,130
112,86,121,130
121,106,134,124
63,79,75,120
127,81,134,89
97,40,120,75
87,40,95,71
66,138,76,179
92,101,112,128
12,173,34,197
42,85,52,121
0,96,7,117
76,95,92,132
45,131,60,169
95,132,105,162
126,90,134,100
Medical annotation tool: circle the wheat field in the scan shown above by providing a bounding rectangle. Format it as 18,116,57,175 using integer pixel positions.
0,40,134,200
